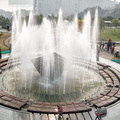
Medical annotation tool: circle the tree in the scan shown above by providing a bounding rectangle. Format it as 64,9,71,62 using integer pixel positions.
35,14,43,24
99,19,105,31
111,19,119,26
103,16,114,21
0,32,3,39
0,16,11,29
78,19,83,31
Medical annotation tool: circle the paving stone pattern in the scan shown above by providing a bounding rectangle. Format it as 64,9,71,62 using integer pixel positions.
0,106,30,120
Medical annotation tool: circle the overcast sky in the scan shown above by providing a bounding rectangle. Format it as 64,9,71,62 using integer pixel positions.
0,0,33,11
0,0,120,11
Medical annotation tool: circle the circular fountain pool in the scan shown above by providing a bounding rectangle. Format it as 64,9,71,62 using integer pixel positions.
1,57,105,102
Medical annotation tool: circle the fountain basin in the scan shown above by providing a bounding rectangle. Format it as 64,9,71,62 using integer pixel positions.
1,57,105,102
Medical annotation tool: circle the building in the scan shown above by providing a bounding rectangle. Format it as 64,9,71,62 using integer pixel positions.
33,0,79,16
9,0,33,5
8,0,33,10
33,0,118,16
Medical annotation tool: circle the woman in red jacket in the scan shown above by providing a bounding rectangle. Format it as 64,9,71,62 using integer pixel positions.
57,105,63,119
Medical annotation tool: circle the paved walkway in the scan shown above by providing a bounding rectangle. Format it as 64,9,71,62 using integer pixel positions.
98,57,120,120
97,50,120,120
0,106,30,120
0,29,11,33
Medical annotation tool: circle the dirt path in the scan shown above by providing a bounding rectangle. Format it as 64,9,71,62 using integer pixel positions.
4,37,11,47
100,45,120,60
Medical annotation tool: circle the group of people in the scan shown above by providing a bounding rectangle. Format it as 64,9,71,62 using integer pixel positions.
97,39,119,61
99,39,119,57
57,105,105,120
100,39,116,54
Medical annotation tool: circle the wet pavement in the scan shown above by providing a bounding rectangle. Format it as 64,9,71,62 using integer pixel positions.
0,106,30,120
98,57,120,120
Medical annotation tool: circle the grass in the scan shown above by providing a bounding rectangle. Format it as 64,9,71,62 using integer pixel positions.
0,32,11,50
100,28,120,42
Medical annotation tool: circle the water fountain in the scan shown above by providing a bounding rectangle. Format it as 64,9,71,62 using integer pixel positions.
1,9,105,102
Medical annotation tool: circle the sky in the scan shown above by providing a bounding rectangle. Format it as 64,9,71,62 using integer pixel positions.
0,0,120,11
0,0,33,11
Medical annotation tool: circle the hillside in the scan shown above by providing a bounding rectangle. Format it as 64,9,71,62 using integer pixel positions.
1,4,120,19
0,9,12,18
0,9,30,19
78,5,120,19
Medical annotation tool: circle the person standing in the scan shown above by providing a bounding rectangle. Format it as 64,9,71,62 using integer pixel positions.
96,45,100,61
6,24,10,31
111,43,115,54
95,107,102,120
101,41,105,49
0,48,1,59
107,40,110,51
57,105,63,120
100,41,104,49
115,50,119,57
107,39,112,52
9,44,11,54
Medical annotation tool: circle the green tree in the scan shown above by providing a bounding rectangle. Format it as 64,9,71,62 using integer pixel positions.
78,19,83,31
103,16,114,21
0,16,11,29
111,19,119,26
35,14,43,24
0,32,3,39
99,19,105,32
